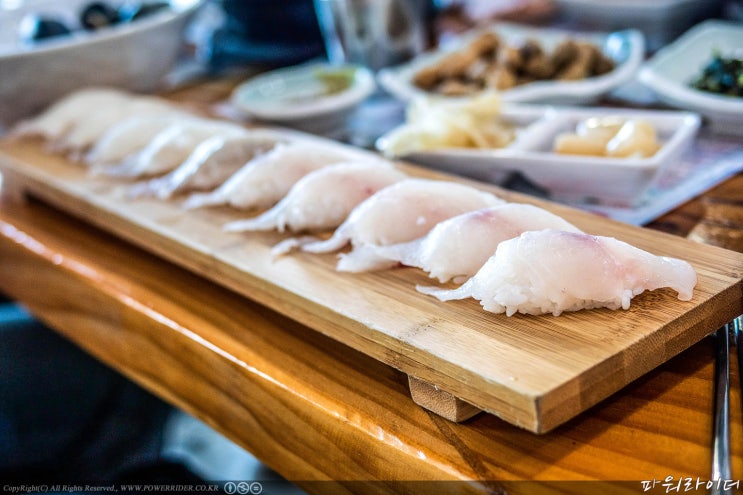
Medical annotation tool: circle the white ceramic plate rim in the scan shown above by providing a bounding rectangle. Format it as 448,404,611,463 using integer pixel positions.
231,63,376,121
377,22,645,104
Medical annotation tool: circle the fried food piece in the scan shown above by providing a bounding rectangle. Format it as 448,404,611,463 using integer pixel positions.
412,31,616,95
593,51,616,75
519,39,543,61
436,79,480,96
435,48,481,78
484,66,518,90
412,64,442,90
523,53,555,79
464,57,490,82
468,31,501,58
555,42,596,80
498,45,524,71
552,39,580,72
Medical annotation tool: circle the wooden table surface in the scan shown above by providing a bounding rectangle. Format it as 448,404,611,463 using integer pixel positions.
1,78,742,494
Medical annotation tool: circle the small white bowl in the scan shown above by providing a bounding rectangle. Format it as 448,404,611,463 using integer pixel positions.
230,62,376,135
638,20,743,135
377,22,645,105
0,0,202,127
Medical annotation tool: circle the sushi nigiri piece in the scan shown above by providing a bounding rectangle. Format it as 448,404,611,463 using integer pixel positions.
127,132,282,199
336,203,583,280
224,161,407,234
182,141,371,211
85,114,184,167
95,118,248,178
10,87,131,144
418,229,698,317
296,179,504,266
56,96,183,155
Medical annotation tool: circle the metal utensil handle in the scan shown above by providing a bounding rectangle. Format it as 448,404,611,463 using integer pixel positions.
711,323,733,495
734,316,743,408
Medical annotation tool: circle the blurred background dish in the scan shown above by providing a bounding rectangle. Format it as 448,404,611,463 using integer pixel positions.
0,0,202,127
551,0,725,52
377,22,645,105
230,62,376,137
638,20,743,136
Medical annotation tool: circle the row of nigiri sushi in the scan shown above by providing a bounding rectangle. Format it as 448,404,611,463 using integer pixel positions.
12,87,698,317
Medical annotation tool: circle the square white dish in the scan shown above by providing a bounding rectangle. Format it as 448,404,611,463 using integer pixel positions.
379,105,701,205
638,20,743,135
377,22,645,105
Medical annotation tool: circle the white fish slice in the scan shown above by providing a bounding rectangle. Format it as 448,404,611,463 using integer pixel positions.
182,141,370,211
85,114,185,168
418,229,698,316
336,203,583,281
9,87,131,144
58,97,183,156
224,161,406,234
94,119,248,179
127,132,282,200
299,179,504,270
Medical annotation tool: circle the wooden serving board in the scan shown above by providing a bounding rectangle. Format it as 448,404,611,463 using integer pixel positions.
1,136,742,433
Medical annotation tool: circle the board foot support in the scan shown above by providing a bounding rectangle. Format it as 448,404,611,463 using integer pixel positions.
408,376,482,422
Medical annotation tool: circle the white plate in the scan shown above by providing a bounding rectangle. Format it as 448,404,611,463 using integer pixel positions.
230,62,376,135
379,105,700,205
377,22,645,105
638,20,743,136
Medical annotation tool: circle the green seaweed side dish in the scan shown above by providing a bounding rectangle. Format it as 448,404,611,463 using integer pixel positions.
690,50,743,97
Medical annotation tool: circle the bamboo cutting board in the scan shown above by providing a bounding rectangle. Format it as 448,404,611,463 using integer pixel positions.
1,135,741,433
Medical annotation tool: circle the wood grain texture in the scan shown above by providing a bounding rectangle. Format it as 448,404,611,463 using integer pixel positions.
0,196,740,492
1,135,741,433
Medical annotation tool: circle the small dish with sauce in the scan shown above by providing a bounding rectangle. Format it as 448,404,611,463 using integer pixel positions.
231,62,376,135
